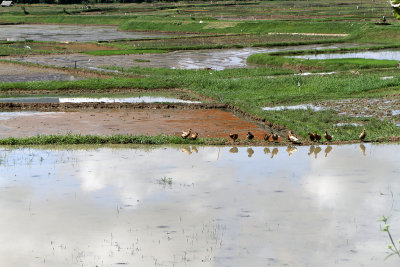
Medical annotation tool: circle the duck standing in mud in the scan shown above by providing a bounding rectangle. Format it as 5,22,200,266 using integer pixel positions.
229,133,239,142
247,132,254,140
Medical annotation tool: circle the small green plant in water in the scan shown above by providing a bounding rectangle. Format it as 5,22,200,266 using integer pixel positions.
134,59,151,63
380,215,400,260
158,176,172,186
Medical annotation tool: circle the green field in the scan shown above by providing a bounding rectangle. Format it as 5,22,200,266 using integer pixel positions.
1,0,400,143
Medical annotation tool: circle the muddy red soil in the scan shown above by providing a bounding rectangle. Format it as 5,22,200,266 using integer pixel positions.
0,109,274,140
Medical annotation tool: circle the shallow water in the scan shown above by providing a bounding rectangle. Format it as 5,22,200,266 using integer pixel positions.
292,50,400,61
6,43,363,70
0,144,399,266
0,63,81,83
262,103,325,111
0,111,61,120
0,24,177,42
0,96,201,104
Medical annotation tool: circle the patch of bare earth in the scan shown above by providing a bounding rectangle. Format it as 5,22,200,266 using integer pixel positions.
0,108,272,140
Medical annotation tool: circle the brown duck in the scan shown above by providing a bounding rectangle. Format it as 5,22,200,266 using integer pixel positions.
263,133,271,141
314,132,321,142
359,128,366,141
247,132,254,140
272,133,279,141
308,132,315,142
181,128,192,139
324,131,332,141
189,132,198,140
229,133,239,142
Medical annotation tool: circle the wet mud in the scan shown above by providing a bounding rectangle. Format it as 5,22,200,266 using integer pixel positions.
317,97,400,124
264,96,400,126
0,108,270,139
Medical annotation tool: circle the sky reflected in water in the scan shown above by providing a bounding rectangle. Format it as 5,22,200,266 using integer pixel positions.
0,144,399,266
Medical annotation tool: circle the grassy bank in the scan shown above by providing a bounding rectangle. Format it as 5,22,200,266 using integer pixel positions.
0,77,179,92
95,66,400,141
0,134,226,145
5,64,397,141
247,54,399,72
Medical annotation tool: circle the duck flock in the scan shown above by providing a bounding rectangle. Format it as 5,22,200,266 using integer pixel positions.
181,128,367,144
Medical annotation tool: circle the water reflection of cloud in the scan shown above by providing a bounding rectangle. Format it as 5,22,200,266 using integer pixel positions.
0,145,399,266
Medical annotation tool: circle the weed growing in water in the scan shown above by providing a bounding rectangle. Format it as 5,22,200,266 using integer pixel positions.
158,176,173,187
379,215,400,260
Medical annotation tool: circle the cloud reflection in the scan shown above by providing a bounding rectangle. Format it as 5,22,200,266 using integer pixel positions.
0,144,399,266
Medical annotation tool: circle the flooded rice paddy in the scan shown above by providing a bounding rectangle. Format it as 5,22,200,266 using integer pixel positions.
0,24,179,42
1,144,399,266
6,43,364,71
263,97,400,125
293,50,400,61
317,97,400,124
0,96,201,104
0,63,80,83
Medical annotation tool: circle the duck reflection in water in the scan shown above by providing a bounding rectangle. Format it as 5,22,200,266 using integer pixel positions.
286,146,298,156
271,148,279,158
191,146,198,153
181,146,192,155
308,145,315,156
264,147,271,154
314,146,322,159
229,147,239,154
324,146,332,157
360,144,366,156
247,148,254,158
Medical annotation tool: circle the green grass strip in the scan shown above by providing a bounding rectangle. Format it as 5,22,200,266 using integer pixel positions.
0,134,226,145
247,54,399,71
0,77,180,91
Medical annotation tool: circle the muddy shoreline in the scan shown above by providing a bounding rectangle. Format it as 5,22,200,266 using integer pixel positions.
0,102,288,131
0,102,397,145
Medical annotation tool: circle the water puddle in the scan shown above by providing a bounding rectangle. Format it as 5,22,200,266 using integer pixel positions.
0,144,399,266
263,98,400,126
295,71,336,76
318,98,400,121
0,111,61,120
292,50,400,61
0,24,180,42
0,96,201,104
0,63,81,83
6,43,364,70
334,122,363,127
262,103,325,111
